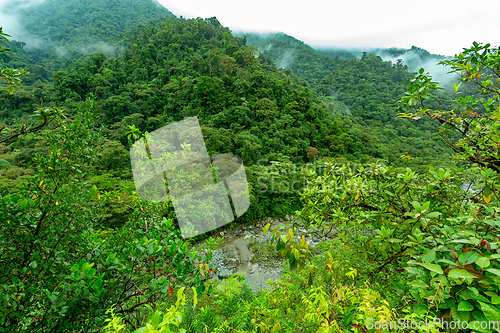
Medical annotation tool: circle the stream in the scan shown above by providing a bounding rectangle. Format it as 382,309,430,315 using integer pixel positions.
199,216,324,293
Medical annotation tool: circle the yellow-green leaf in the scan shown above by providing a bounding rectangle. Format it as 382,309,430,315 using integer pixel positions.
355,190,360,201
484,185,492,203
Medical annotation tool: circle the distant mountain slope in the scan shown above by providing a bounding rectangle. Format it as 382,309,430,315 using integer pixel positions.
241,32,454,165
317,46,454,85
0,0,175,83
2,0,174,49
242,32,454,84
236,32,313,50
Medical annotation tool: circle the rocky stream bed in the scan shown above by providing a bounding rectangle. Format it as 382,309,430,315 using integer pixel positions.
196,215,327,293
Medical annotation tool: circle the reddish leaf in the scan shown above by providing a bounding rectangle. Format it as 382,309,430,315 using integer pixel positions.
168,286,173,295
480,239,492,251
350,324,368,333
441,309,453,319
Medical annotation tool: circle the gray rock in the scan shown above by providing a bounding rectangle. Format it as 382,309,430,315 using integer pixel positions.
222,244,239,258
218,268,232,279
223,257,240,269
248,263,259,274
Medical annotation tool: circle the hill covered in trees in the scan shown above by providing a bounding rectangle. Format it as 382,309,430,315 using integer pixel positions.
2,0,173,48
241,32,454,165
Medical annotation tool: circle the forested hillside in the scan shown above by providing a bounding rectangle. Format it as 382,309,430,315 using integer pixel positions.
3,0,173,46
0,0,174,87
2,2,500,332
242,33,454,165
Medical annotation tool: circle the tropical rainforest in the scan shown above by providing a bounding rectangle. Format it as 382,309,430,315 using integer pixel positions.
1,0,500,332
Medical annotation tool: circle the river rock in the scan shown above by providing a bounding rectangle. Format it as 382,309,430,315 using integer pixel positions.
248,263,259,274
222,244,239,258
223,257,240,270
218,268,232,279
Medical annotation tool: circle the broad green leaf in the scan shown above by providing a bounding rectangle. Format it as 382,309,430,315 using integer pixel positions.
458,300,474,311
485,292,500,305
456,310,471,322
486,268,500,277
423,249,437,263
448,269,476,279
459,289,490,303
87,268,96,278
479,301,500,321
263,223,270,234
411,280,429,288
419,263,443,275
425,211,441,219
476,256,491,269
438,259,458,266
459,251,479,265
484,219,500,228
413,304,428,315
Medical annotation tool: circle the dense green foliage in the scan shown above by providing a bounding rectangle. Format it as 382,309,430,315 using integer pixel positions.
243,33,454,166
2,1,500,331
4,0,173,46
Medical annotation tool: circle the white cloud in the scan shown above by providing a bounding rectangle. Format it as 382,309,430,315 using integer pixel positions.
157,0,500,56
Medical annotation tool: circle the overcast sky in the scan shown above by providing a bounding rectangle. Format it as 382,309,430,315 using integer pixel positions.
157,0,500,56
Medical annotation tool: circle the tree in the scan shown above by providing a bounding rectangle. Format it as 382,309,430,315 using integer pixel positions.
0,98,206,332
0,28,63,144
0,28,27,94
396,42,500,171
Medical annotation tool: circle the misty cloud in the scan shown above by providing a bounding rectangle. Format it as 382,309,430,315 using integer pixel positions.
0,0,123,57
0,0,48,48
318,46,460,87
371,49,458,87
276,49,295,69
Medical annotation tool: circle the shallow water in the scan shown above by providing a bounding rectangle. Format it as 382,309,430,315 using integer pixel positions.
218,234,282,293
